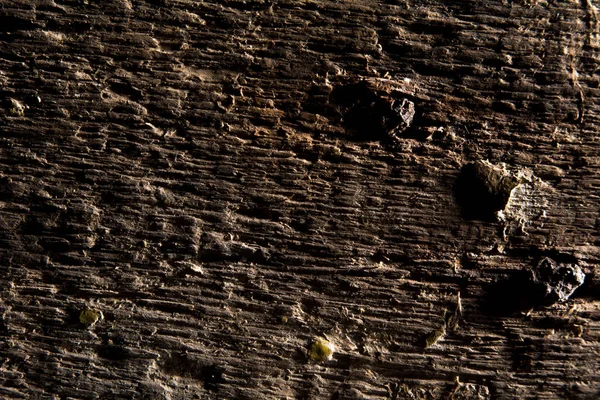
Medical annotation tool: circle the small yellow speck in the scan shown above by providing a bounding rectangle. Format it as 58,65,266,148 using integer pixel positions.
425,325,446,348
309,338,335,362
80,308,102,326
281,316,288,324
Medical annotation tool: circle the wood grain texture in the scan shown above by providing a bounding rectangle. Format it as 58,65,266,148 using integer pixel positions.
1,0,600,399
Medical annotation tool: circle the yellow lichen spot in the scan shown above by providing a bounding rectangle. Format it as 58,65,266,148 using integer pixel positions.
425,325,446,348
309,338,335,362
80,308,102,327
281,316,288,324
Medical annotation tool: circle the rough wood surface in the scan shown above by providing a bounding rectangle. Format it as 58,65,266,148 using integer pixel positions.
1,0,600,399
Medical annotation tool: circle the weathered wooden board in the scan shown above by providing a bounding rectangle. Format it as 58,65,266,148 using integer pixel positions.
1,0,600,398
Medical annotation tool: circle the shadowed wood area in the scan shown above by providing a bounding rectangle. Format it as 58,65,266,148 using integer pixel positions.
1,0,600,398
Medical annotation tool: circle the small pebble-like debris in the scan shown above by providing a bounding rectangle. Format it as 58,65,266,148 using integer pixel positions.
530,257,585,303
387,98,416,142
309,338,335,362
6,98,26,116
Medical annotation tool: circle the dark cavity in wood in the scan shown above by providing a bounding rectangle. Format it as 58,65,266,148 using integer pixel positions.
330,81,415,143
484,256,585,315
530,257,585,304
455,160,519,221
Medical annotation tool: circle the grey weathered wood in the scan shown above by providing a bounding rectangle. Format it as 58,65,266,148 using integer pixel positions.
1,0,600,399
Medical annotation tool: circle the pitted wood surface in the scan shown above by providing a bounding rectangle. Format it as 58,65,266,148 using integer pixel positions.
1,0,600,399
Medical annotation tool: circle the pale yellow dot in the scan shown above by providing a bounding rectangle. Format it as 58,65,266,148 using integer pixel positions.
80,308,102,326
309,339,335,362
